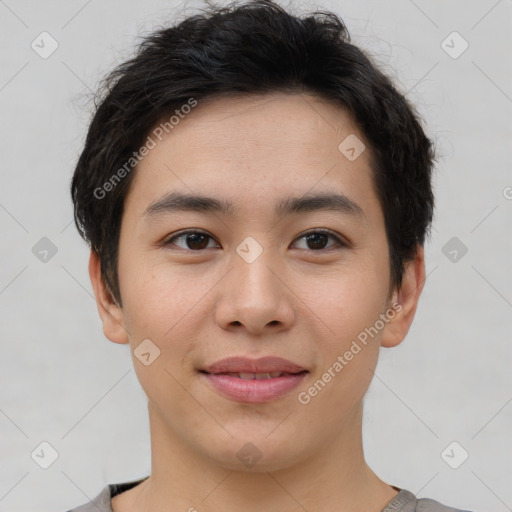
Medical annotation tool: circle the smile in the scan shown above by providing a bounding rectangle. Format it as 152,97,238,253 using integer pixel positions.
200,371,308,403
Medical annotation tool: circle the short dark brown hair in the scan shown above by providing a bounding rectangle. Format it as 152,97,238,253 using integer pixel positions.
71,0,435,306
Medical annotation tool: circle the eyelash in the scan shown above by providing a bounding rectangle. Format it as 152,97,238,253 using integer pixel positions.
163,229,347,252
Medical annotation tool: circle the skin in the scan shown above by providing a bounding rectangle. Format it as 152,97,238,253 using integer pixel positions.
89,91,425,512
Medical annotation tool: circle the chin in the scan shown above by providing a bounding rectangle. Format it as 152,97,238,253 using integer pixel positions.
201,429,310,473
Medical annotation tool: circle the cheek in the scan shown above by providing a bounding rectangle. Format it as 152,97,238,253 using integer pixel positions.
301,251,389,368
121,264,199,339
301,253,389,330
118,253,225,374
119,264,204,391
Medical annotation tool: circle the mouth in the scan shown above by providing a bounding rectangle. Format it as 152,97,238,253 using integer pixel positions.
198,357,309,403
200,370,307,379
200,355,307,375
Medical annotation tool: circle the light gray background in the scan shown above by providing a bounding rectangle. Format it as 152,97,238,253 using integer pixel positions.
1,1,511,511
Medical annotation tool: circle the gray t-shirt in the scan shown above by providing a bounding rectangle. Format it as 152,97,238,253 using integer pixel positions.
65,476,474,512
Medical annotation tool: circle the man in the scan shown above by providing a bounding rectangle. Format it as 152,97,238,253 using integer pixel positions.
67,1,473,511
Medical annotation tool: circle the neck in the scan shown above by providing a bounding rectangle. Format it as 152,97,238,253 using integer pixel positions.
113,401,398,512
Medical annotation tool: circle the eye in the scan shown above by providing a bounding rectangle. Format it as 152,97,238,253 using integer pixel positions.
292,229,346,251
164,229,346,252
164,230,219,251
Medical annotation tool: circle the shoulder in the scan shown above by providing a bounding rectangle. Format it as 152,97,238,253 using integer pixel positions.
416,497,475,512
384,488,474,512
63,483,111,512
63,476,148,512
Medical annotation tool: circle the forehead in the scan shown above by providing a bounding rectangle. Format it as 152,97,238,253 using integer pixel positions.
157,91,366,158
124,91,379,222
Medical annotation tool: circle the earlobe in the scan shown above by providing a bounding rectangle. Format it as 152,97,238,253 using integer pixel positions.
88,251,130,344
381,245,426,348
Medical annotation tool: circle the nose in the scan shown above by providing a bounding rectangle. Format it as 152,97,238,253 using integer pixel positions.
214,248,296,335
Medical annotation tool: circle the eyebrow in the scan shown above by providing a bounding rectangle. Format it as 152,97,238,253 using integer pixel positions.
143,191,366,221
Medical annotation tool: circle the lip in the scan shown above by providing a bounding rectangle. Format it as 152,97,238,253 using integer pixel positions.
201,372,308,403
201,356,307,375
199,356,309,403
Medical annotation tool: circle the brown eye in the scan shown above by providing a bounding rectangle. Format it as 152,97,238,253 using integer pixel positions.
164,229,346,252
305,232,329,250
292,230,345,251
165,230,218,250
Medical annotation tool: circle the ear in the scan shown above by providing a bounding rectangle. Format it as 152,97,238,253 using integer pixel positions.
88,251,129,344
381,245,426,348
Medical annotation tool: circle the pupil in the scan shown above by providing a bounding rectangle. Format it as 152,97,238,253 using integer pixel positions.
307,233,327,250
187,233,208,250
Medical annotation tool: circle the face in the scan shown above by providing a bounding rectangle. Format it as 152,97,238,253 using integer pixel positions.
91,92,423,472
